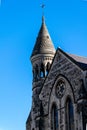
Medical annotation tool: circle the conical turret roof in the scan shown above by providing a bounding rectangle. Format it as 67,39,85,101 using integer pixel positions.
31,16,55,57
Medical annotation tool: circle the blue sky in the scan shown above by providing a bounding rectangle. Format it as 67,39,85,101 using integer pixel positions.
0,0,87,130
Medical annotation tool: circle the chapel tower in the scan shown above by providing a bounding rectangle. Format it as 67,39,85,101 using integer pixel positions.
31,16,55,83
27,16,55,129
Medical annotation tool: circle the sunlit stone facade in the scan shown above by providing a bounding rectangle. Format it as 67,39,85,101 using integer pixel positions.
26,17,87,130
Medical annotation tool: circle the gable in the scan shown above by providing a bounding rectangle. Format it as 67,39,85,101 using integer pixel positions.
39,48,85,115
60,49,87,70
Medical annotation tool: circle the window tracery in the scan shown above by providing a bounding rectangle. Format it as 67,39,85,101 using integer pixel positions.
55,80,65,99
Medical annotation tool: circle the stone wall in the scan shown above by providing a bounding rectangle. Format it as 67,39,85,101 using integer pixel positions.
39,49,86,130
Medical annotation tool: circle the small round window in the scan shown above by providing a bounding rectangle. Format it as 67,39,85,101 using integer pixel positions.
55,80,66,99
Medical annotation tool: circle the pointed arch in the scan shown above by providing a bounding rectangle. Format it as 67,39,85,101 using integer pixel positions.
51,104,58,130
65,97,74,130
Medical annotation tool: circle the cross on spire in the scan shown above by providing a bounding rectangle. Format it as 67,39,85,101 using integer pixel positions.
41,4,45,9
41,4,45,16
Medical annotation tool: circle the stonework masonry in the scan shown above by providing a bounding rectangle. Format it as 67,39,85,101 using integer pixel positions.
26,17,87,130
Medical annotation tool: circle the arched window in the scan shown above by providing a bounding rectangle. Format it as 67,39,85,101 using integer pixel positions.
40,63,45,78
46,62,50,75
66,98,74,130
51,104,58,130
34,64,38,80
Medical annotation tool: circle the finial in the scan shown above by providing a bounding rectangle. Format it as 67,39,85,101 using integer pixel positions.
41,4,45,23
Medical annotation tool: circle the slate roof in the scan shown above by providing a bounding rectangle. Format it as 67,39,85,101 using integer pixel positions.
59,48,87,70
31,16,55,57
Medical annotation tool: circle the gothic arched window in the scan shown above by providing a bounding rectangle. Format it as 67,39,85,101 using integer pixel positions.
51,104,58,130
66,98,74,130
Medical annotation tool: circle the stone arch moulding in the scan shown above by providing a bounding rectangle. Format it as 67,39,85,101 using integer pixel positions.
64,95,74,107
50,102,58,113
48,74,75,115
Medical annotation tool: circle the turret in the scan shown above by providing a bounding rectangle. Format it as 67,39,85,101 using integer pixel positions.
30,17,56,125
31,16,55,85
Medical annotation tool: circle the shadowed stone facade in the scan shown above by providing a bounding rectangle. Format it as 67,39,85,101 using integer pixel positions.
26,17,87,130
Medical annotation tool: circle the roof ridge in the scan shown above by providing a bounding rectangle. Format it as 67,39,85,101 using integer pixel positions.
58,48,87,70
68,53,87,59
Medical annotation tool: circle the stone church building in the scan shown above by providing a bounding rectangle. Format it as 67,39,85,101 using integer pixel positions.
26,16,87,130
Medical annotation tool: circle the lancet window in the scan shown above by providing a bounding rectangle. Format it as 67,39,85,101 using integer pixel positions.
51,104,58,130
66,98,74,130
